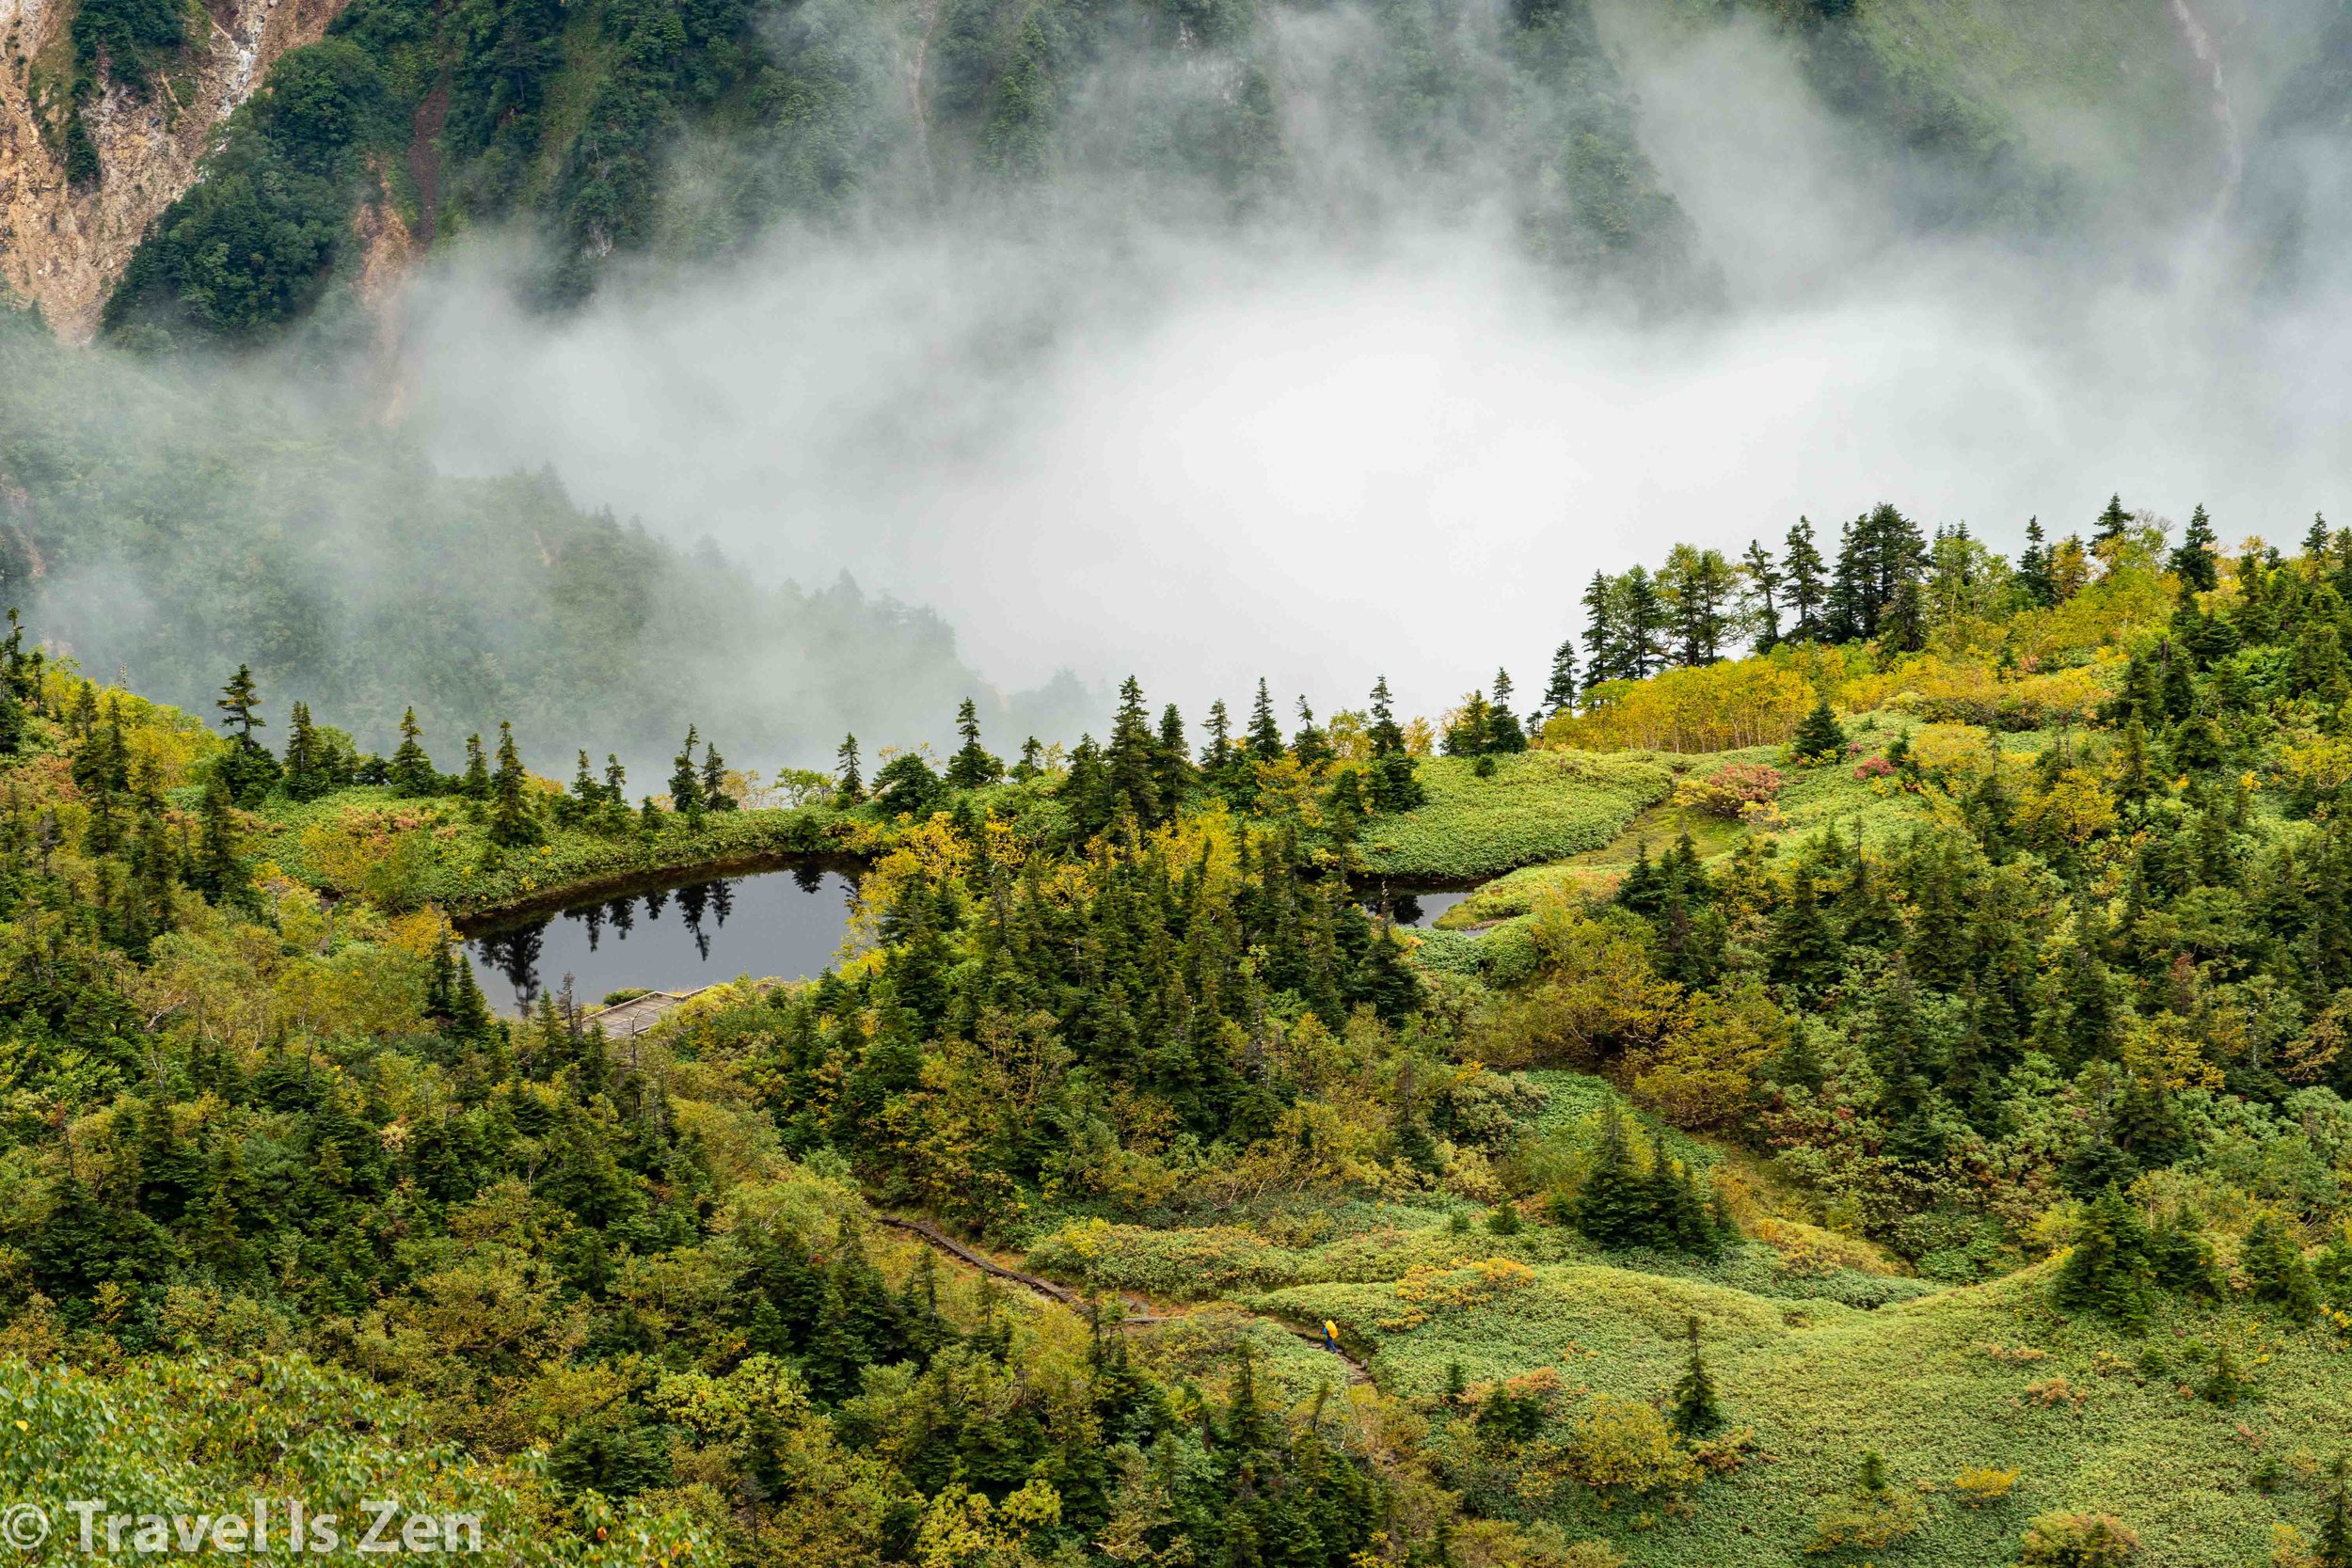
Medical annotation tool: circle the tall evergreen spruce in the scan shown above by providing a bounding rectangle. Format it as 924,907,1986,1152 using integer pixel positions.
2018,517,2056,606
700,737,736,811
1669,1315,1723,1436
1368,675,1422,811
1486,670,1525,752
669,725,705,822
1540,640,1578,717
461,735,490,800
946,698,1003,789
1739,538,1784,651
2170,503,2220,594
1105,676,1163,828
1247,678,1286,762
835,735,864,803
489,721,538,847
389,706,436,796
1782,517,1828,641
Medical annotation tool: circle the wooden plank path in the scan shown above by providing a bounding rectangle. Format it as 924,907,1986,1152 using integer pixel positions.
559,1003,1371,1386
870,1212,1372,1386
579,986,721,1037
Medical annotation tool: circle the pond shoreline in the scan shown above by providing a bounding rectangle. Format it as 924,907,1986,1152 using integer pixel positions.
453,849,868,935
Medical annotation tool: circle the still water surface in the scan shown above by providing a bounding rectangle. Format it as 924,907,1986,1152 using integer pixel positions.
464,864,1474,1014
466,862,860,1013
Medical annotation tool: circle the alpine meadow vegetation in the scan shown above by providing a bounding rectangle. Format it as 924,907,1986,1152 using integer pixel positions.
13,497,2352,1567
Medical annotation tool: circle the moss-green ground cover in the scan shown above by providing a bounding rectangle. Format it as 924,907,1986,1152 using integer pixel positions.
1255,1258,2352,1566
1359,752,1675,881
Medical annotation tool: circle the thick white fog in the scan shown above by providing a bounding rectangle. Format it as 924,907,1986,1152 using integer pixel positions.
400,0,2351,726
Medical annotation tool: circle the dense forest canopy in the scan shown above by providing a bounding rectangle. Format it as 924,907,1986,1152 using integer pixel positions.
10,488,2352,1564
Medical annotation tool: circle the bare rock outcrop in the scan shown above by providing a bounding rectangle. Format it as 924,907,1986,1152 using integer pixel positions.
1,0,351,340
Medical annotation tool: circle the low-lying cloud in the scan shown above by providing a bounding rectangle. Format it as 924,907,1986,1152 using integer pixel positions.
398,0,2351,728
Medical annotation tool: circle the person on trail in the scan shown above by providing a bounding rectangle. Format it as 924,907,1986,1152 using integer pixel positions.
1323,1320,1342,1354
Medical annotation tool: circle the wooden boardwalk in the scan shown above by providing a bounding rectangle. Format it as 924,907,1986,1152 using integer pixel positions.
578,985,723,1037
870,1212,1372,1386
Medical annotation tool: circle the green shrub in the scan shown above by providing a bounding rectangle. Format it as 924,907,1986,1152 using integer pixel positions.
2017,1512,2139,1567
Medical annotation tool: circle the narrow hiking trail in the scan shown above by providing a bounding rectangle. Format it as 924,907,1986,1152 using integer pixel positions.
870,1212,1375,1386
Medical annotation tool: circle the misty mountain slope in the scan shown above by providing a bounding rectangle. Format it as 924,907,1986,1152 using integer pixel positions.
2240,0,2352,286
95,0,1710,347
0,309,1092,768
1601,0,2225,239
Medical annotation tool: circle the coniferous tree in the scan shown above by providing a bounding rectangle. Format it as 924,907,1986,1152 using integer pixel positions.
700,738,736,811
1292,696,1334,768
281,701,325,800
835,735,865,803
1669,1315,1723,1436
461,735,490,800
1486,670,1526,752
2053,1184,2153,1328
2244,1213,2320,1323
1201,698,1234,775
1739,538,1784,651
1580,571,1619,689
2170,503,2220,593
489,721,539,847
1061,735,1112,839
1105,676,1163,827
947,698,1004,789
1791,697,1847,762
0,677,20,757
214,664,280,803
1783,517,1829,641
1540,640,1579,718
2017,517,2056,607
1442,691,1493,757
1616,566,1667,677
603,755,628,808
215,663,264,745
1660,543,1737,665
1247,678,1286,763
389,707,437,796
669,726,705,822
1367,676,1423,812
1569,1103,1651,1248
569,751,599,819
2092,493,2134,558
193,772,247,908
1153,704,1194,809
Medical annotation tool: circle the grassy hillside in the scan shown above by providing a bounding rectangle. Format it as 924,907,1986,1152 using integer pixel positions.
1259,1257,2352,1566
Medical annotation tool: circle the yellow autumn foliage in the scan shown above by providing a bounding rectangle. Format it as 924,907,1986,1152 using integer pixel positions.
1546,659,1814,753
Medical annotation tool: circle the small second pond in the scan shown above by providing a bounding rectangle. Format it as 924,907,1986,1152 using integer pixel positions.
1359,884,1473,928
466,861,862,1013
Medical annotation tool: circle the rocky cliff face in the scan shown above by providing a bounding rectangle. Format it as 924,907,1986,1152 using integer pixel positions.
0,0,349,340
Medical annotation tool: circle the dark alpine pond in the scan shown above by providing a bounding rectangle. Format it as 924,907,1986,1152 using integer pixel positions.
465,861,862,1013
1359,883,1474,928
